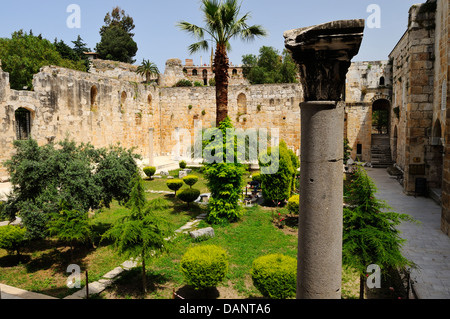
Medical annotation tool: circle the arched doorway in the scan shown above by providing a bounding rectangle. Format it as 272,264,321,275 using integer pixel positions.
372,99,390,135
15,108,31,140
237,93,247,115
370,99,392,167
202,69,208,86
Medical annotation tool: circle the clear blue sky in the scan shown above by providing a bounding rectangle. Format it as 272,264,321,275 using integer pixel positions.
0,0,420,71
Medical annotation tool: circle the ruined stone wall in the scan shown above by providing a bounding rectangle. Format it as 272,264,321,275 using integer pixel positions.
435,0,450,236
344,61,392,162
0,64,302,177
389,0,437,195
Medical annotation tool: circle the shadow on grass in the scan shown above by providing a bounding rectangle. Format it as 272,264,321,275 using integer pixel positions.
175,285,220,299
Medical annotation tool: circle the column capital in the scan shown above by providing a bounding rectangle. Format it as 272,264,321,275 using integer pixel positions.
284,19,364,102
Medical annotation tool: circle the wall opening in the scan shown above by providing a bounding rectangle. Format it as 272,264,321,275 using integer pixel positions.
237,93,247,115
202,69,208,86
15,108,31,140
90,85,98,106
371,99,390,135
379,76,385,86
121,91,127,104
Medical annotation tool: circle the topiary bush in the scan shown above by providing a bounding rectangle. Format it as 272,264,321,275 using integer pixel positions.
0,225,27,256
287,194,299,215
251,172,262,184
143,166,156,179
180,245,229,290
177,188,200,207
179,160,187,169
183,175,199,188
166,179,183,196
251,254,297,299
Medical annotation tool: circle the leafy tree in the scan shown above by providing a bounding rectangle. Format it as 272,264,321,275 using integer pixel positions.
100,6,136,37
177,0,266,126
3,139,139,239
136,59,159,83
0,30,86,90
54,38,79,62
96,7,138,63
203,117,246,224
103,175,172,294
96,26,138,63
242,46,298,84
343,165,416,299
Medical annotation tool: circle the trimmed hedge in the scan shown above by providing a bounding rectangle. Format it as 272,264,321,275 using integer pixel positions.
180,245,229,290
177,188,200,207
179,160,187,169
143,166,156,178
287,194,299,215
166,179,183,196
183,175,199,188
251,254,297,299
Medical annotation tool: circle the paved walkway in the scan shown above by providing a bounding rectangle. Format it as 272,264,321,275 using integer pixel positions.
366,168,450,299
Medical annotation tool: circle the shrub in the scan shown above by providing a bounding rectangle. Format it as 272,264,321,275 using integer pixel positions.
180,245,229,290
0,225,27,256
258,140,295,206
251,172,262,184
287,195,299,215
177,188,200,207
143,166,156,178
194,81,203,87
183,175,199,188
166,179,183,196
251,254,297,299
175,79,193,87
179,160,187,169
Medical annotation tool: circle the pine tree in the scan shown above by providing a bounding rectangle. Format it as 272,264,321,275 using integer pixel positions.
102,175,172,294
343,165,416,299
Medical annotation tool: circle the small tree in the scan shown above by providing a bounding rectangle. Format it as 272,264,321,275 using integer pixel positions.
103,175,172,294
177,188,201,208
183,175,199,188
203,117,245,224
167,179,184,196
343,165,416,299
48,208,92,257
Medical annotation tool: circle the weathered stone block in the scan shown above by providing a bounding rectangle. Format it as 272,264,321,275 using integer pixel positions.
189,227,215,240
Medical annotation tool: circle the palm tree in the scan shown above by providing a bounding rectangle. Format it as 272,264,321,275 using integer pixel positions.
177,0,266,126
136,59,160,83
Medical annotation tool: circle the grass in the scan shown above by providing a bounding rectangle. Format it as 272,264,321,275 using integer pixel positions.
0,167,363,299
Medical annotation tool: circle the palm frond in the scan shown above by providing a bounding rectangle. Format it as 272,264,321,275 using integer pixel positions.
188,40,210,55
176,21,206,40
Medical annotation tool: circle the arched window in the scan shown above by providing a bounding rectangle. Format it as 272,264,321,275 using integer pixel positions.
121,91,127,104
232,69,238,76
237,93,247,115
15,108,31,140
90,85,98,106
192,69,198,76
379,76,385,86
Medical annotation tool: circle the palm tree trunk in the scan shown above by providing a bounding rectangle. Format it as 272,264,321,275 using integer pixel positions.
214,43,229,126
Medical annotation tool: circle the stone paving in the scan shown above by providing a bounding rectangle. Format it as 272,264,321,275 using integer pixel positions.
366,168,450,299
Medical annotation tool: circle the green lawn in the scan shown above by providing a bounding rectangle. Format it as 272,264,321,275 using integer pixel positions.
0,167,361,299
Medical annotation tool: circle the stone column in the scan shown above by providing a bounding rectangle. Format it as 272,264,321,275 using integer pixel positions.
284,19,364,299
149,128,154,166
